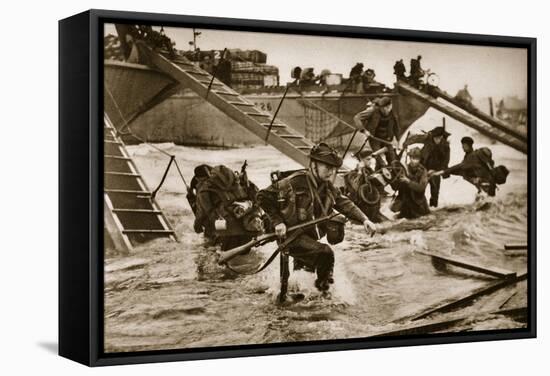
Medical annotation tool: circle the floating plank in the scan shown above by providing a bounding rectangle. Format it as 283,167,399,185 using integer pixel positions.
417,250,517,279
370,306,527,337
411,271,527,321
504,244,528,250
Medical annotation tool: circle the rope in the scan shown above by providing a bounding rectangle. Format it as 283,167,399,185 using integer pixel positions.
151,156,175,199
104,84,191,194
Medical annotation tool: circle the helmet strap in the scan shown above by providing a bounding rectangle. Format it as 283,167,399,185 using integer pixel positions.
310,160,321,182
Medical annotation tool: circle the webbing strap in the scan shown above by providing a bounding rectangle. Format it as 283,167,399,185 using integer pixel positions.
105,84,191,193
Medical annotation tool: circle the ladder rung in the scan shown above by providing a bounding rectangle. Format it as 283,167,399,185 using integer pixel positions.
104,140,121,145
279,134,304,139
245,112,270,117
104,155,130,160
260,123,286,128
105,189,151,195
228,101,255,107
185,70,209,76
173,59,195,66
105,172,140,177
213,90,239,96
113,208,162,214
199,80,224,86
122,229,175,234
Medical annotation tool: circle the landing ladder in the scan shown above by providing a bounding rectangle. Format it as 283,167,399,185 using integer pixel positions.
395,81,528,154
103,113,176,253
136,42,315,167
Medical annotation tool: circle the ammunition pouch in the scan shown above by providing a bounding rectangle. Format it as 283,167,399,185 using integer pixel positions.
493,165,509,185
324,214,346,245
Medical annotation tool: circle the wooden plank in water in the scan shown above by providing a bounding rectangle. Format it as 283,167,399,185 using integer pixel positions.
371,306,527,337
411,271,527,321
417,250,516,279
504,244,528,251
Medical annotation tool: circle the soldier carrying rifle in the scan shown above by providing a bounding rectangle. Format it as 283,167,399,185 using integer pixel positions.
257,143,377,295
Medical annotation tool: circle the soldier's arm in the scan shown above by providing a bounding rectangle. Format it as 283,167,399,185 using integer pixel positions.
257,186,285,227
354,106,374,131
195,190,216,224
333,188,368,223
443,159,468,177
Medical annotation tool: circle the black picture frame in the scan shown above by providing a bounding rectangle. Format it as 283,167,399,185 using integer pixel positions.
59,9,537,367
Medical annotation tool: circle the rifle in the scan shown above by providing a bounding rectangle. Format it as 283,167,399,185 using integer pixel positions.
397,131,411,161
240,160,249,188
218,212,340,264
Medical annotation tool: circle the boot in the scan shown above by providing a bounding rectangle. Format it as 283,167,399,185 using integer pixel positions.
314,278,330,292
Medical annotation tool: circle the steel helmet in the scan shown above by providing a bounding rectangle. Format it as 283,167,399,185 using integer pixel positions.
309,143,343,168
408,147,423,159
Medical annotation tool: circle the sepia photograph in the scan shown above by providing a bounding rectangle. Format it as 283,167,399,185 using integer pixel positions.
102,21,530,354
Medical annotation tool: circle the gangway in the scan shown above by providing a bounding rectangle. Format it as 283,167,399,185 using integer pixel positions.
395,81,527,154
103,113,177,253
136,42,316,167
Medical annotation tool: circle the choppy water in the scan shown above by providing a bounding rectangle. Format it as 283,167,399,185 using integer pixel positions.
104,125,528,352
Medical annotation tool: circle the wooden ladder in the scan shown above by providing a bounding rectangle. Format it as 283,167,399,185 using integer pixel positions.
136,42,315,168
103,113,176,253
395,81,527,154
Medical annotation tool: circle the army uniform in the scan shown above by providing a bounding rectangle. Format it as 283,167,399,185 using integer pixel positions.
194,165,257,240
391,148,430,219
409,55,424,86
353,97,400,168
343,149,388,223
257,144,368,292
443,139,506,197
405,127,451,207
393,59,406,80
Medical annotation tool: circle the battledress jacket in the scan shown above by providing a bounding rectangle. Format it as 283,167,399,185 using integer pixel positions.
444,149,494,181
353,106,400,142
406,133,450,171
392,163,430,218
257,170,368,240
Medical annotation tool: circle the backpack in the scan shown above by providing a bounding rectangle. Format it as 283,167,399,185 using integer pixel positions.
493,165,510,185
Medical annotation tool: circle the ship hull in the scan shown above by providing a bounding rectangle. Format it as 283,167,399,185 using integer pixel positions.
104,61,430,148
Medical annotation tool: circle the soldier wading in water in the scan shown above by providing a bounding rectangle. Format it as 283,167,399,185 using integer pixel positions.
258,143,377,295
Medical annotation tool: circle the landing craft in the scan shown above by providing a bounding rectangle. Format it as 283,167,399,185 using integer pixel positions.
103,23,526,276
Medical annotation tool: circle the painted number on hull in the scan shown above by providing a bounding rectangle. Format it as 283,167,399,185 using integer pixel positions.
254,102,273,112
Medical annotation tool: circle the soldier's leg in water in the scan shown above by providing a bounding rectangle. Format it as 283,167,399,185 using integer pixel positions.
289,234,335,291
429,175,441,207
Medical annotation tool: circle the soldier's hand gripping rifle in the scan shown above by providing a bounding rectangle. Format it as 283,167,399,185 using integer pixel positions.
218,212,340,265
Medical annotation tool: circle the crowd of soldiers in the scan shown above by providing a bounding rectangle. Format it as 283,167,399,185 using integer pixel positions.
187,97,509,297
393,55,425,87
348,63,379,93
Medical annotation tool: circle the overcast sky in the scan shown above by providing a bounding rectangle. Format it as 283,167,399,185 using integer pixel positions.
105,24,527,100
